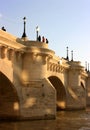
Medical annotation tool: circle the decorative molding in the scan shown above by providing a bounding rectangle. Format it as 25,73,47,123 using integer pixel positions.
47,62,65,73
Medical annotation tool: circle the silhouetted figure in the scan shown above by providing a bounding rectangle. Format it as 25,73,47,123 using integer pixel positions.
46,38,49,43
42,36,45,42
1,26,6,31
38,35,41,42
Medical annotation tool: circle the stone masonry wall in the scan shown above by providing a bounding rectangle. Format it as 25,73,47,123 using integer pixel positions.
20,78,56,119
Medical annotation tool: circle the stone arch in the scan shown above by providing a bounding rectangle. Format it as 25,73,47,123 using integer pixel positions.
48,76,66,110
0,71,20,119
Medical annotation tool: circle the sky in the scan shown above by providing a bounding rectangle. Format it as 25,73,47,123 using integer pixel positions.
0,0,90,67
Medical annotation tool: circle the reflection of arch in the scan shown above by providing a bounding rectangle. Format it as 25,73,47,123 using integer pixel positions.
48,76,66,110
0,72,20,119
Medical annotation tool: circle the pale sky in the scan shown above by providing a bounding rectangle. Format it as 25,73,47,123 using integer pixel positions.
0,0,90,66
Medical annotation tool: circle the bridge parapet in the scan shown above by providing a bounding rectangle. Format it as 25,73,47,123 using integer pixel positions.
0,30,25,50
21,40,48,48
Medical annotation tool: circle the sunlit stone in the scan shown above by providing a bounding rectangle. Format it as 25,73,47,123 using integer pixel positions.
14,102,19,110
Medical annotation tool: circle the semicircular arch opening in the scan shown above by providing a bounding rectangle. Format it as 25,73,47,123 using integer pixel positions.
0,71,20,119
48,76,66,110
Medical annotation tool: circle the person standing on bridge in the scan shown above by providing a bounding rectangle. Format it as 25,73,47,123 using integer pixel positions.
42,36,45,42
1,26,6,31
46,38,49,43
38,35,41,42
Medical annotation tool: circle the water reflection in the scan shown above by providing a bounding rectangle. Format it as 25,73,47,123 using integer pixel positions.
0,110,90,130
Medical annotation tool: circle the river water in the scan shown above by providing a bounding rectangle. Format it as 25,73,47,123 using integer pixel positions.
0,109,90,130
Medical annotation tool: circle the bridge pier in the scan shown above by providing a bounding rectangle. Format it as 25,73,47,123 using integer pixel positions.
66,61,87,110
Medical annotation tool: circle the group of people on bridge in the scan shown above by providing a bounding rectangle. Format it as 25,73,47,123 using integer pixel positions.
37,35,49,43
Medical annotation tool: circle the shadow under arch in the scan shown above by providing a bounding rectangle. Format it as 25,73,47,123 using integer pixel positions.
48,76,67,110
0,71,20,120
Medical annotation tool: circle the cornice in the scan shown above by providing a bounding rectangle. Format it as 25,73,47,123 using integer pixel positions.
0,30,25,51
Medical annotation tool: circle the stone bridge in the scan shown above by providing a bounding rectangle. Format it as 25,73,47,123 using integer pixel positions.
0,30,90,120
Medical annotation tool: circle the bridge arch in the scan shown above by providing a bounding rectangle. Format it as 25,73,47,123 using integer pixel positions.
0,71,20,119
48,76,67,110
